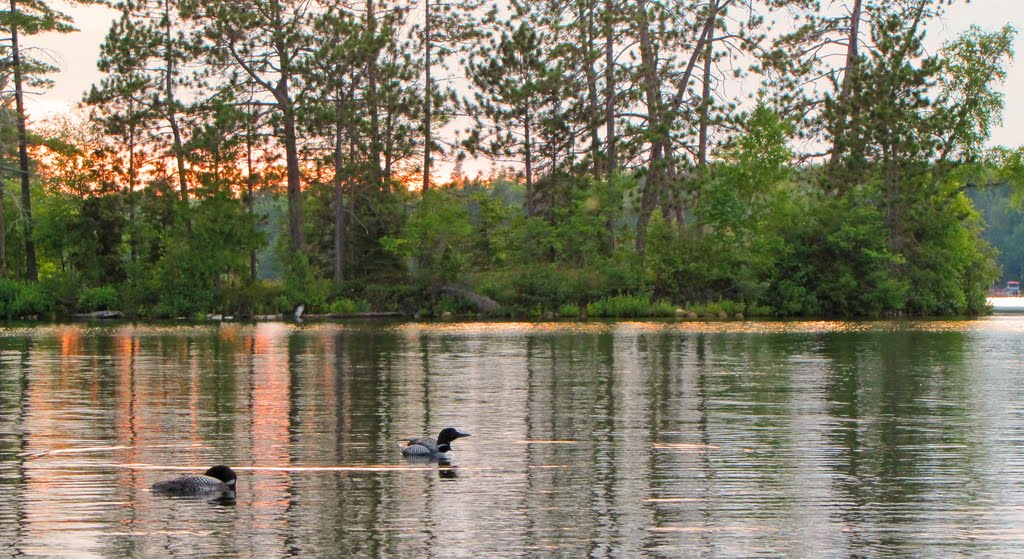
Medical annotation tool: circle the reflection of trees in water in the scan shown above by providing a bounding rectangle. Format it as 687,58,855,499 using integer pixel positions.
820,329,987,552
3,323,1023,556
0,337,29,557
515,330,658,556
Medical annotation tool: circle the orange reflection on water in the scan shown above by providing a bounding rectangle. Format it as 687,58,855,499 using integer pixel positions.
59,326,82,358
113,331,144,466
251,323,292,467
241,323,295,557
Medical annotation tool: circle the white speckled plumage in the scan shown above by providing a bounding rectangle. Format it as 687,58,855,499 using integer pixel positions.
152,466,237,496
401,428,470,459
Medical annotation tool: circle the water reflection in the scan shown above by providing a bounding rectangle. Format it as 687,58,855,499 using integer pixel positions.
0,319,1022,556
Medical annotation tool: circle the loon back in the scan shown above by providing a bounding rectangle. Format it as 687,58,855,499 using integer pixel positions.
401,438,439,456
152,465,237,496
401,427,470,457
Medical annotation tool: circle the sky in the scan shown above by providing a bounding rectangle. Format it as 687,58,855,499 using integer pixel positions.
22,0,1024,151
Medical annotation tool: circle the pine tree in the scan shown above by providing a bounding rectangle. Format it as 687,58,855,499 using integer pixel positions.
302,6,367,284
466,20,563,215
2,0,100,280
420,0,484,190
182,0,313,254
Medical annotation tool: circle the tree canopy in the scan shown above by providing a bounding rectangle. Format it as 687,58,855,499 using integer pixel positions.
0,0,1019,319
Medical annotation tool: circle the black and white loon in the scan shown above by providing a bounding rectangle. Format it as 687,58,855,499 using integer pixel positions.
152,465,237,496
401,427,471,460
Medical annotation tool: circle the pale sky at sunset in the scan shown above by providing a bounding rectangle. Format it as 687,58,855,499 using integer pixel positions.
23,0,1024,150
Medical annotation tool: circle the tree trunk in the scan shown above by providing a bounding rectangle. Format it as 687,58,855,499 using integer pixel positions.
10,0,36,281
128,100,138,193
246,116,257,281
698,0,719,166
584,0,601,172
218,0,304,253
332,105,346,285
164,0,188,203
698,43,712,165
270,0,303,253
282,102,304,252
524,109,534,216
384,110,394,182
634,0,662,253
422,0,432,191
347,133,358,264
840,0,863,103
366,0,382,186
637,0,720,250
829,0,863,166
0,184,5,276
603,0,616,174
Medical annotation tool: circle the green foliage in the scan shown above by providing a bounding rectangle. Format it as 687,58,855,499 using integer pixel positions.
935,24,1017,162
12,283,51,319
0,277,63,319
685,300,747,317
586,295,675,318
897,175,998,315
327,298,369,314
79,286,119,312
383,189,475,287
282,253,330,313
38,272,81,317
13,143,1003,322
557,303,581,318
0,280,21,319
116,183,265,318
645,213,739,303
760,189,907,317
6,0,1006,325
970,182,1024,282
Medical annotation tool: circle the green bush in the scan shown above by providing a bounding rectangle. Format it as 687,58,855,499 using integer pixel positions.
650,299,677,316
744,303,775,317
587,294,675,318
39,273,80,317
558,303,581,318
0,279,23,319
0,278,71,319
687,300,746,317
327,298,369,314
282,254,331,313
79,286,120,312
12,283,52,318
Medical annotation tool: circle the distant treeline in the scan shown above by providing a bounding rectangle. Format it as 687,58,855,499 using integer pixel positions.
0,0,1021,319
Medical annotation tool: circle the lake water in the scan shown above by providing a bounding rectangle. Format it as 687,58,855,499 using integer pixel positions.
2,317,1024,557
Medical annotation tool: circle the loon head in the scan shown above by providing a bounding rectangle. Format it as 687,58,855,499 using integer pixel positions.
204,465,237,490
437,427,471,446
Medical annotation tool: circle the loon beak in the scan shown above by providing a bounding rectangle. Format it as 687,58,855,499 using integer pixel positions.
455,430,471,439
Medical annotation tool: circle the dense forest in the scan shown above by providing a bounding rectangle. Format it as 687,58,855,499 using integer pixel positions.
0,0,1021,320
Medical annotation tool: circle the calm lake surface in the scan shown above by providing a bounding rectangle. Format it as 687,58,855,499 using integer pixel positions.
2,317,1024,558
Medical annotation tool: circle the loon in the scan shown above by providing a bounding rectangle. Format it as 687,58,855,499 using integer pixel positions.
152,465,237,496
401,427,471,460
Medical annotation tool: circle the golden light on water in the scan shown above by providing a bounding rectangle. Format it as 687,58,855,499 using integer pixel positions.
382,317,1024,337
653,443,721,451
18,445,133,458
648,525,764,533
